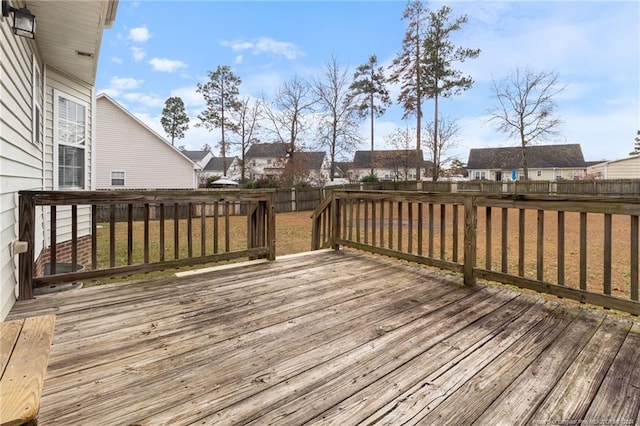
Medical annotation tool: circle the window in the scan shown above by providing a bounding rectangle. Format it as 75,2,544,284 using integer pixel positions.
474,171,486,180
32,56,43,144
55,92,87,189
111,171,125,186
536,170,542,177
267,159,272,165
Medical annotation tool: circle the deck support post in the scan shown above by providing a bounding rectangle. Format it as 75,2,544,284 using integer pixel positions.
331,193,341,251
18,192,36,300
463,196,477,286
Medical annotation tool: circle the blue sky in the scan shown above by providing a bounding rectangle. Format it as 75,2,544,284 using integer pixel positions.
96,1,640,164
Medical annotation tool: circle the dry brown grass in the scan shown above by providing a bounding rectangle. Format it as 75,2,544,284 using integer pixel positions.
92,208,637,320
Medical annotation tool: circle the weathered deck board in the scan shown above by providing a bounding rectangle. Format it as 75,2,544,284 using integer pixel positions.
7,250,638,425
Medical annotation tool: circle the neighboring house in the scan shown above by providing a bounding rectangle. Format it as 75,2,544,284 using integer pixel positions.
290,151,331,186
96,95,199,189
182,150,214,170
466,144,588,181
0,0,118,319
202,156,241,182
587,156,640,179
245,143,288,180
352,150,430,182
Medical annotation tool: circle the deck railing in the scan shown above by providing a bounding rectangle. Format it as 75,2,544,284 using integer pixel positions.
311,190,640,315
18,190,276,299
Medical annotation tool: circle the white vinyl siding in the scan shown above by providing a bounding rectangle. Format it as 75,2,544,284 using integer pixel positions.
0,23,45,318
32,54,43,144
96,96,197,189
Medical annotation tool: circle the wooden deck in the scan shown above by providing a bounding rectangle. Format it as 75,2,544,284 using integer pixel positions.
7,250,640,426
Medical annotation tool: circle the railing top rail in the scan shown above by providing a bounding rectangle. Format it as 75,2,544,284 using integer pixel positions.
19,190,275,206
327,190,640,214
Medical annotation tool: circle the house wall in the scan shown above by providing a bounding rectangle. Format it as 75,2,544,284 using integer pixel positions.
0,22,44,319
247,157,282,180
468,168,587,181
587,157,640,179
96,97,197,189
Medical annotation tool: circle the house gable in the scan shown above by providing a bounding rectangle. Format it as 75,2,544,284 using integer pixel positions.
96,95,198,189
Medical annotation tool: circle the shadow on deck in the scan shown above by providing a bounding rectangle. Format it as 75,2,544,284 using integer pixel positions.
8,250,640,425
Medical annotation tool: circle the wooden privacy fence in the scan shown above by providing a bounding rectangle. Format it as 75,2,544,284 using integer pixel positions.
18,190,276,299
311,190,640,315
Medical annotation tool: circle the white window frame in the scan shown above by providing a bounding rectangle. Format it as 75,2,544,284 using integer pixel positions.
536,170,542,177
32,54,43,145
53,90,89,190
110,170,126,186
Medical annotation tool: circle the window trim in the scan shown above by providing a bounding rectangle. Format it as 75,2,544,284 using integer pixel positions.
53,89,89,190
110,170,126,187
32,54,43,145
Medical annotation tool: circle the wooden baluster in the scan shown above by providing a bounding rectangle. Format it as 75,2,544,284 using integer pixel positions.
159,203,165,262
109,205,114,268
557,211,565,285
501,208,508,273
440,204,446,260
603,213,612,295
174,203,179,259
580,212,587,291
127,204,133,265
537,210,544,281
518,209,525,277
485,206,492,270
631,215,638,301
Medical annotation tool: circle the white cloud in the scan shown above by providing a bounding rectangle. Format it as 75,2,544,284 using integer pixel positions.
235,55,243,65
112,57,123,64
130,46,146,62
220,37,305,60
149,58,187,73
128,26,151,43
122,93,166,109
98,88,121,98
169,86,205,109
109,76,143,90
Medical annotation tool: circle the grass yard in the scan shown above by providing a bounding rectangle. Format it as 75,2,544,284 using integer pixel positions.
89,208,636,319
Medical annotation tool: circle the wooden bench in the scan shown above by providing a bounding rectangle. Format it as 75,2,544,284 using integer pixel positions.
0,315,56,426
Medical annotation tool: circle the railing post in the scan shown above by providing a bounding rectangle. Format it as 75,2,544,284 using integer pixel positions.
18,192,36,299
331,192,340,251
463,195,477,286
267,193,276,260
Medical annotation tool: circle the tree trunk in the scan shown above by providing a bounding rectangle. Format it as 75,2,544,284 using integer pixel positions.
370,93,374,177
520,131,529,181
433,90,439,182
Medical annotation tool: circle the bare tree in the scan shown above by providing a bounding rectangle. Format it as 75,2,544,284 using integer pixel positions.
231,97,263,182
314,55,362,181
487,67,565,180
423,5,480,181
196,65,241,176
349,54,391,176
389,0,430,180
423,116,460,180
263,76,316,155
384,127,418,181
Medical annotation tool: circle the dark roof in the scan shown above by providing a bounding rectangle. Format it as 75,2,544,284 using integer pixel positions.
292,151,326,170
246,143,288,158
204,157,235,172
353,150,428,169
466,144,586,169
182,150,210,162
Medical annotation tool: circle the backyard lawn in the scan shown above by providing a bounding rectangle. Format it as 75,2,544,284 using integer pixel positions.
89,207,637,319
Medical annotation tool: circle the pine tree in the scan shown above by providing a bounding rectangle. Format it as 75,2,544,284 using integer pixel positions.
389,0,430,180
160,97,189,146
630,130,640,156
422,6,479,181
196,66,241,176
349,54,391,177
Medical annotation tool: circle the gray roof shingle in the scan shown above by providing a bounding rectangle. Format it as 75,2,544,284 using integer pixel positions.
246,143,289,158
182,150,210,162
467,144,586,169
353,150,428,169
